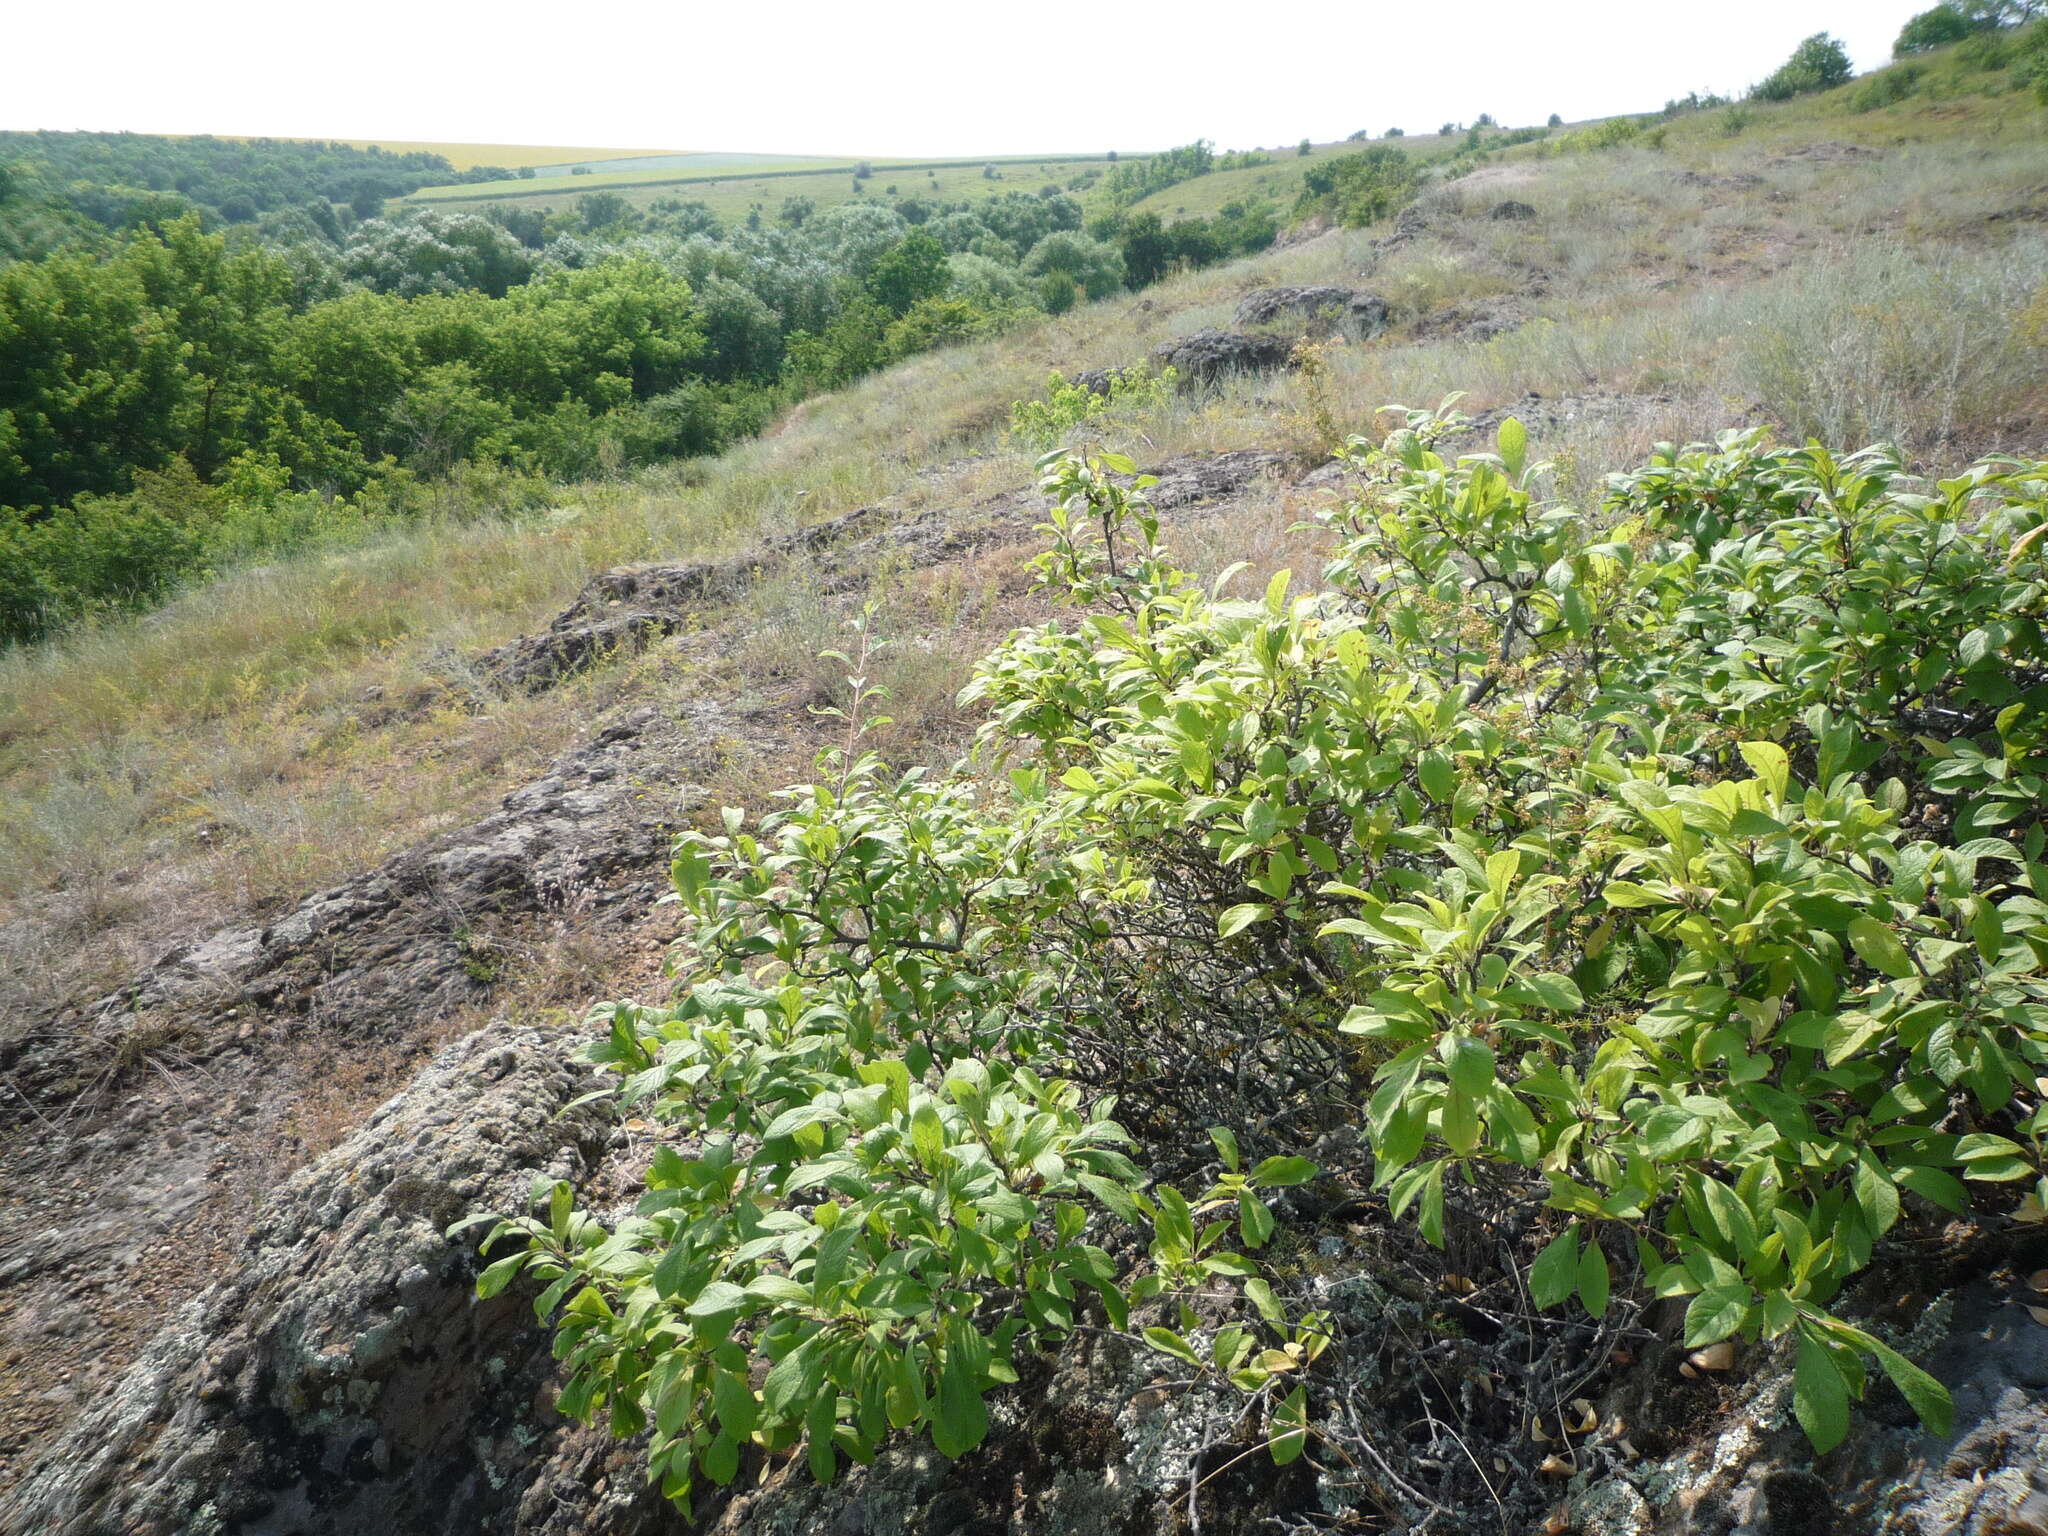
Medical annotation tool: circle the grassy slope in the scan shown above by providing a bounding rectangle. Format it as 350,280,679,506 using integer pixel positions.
1126,133,1450,219
2,65,2044,1030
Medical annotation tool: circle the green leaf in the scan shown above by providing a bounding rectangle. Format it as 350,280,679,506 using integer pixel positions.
1251,1155,1318,1188
1270,1384,1310,1466
1823,1011,1891,1069
931,1343,989,1458
1601,879,1660,909
1440,1087,1481,1155
1444,1033,1496,1097
1695,1177,1759,1259
1684,1282,1752,1347
910,1102,947,1171
1209,1126,1241,1172
1243,1277,1287,1326
475,1252,527,1300
1497,416,1528,478
1419,751,1456,803
1528,1226,1580,1309
1847,916,1915,980
1577,1239,1611,1320
1078,1172,1145,1225
1954,1132,2028,1162
1952,1132,2033,1181
1218,902,1273,939
1561,586,1592,638
746,1274,813,1305
1894,1164,1967,1215
1502,973,1584,1013
685,1280,749,1319
701,1430,741,1486
1142,1326,1204,1366
1738,741,1790,802
1862,1336,1955,1438
1793,1332,1850,1454
1098,1282,1130,1332
712,1368,758,1439
1239,1191,1276,1249
807,1391,839,1483
1419,1163,1446,1246
762,1102,845,1142
1485,848,1521,894
1729,809,1788,838
762,1335,827,1424
1852,1154,1901,1236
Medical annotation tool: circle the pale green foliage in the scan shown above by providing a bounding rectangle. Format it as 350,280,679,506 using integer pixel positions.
462,594,1314,1515
1320,406,2048,1450
468,410,2048,1500
1007,366,1176,450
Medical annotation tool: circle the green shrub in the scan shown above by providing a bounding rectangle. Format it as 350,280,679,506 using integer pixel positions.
1753,32,1855,101
2016,19,2048,98
469,414,2048,1505
1007,367,1175,449
1559,115,1652,152
1957,28,2016,66
1293,145,1420,227
1852,63,1926,109
881,294,1025,359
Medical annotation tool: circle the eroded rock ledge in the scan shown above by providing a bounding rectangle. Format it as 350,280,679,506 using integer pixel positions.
0,1026,630,1536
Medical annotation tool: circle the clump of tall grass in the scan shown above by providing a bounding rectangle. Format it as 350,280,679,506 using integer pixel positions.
1731,236,2048,452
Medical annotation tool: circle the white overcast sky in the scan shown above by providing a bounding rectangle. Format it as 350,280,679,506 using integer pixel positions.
10,0,1932,157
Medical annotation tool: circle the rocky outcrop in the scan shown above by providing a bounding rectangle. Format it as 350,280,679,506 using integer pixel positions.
1233,285,1390,339
477,506,889,692
1144,449,1291,508
1413,294,1532,342
479,444,1314,696
1675,169,1766,191
477,561,752,692
1570,1251,2048,1536
1377,202,1434,251
1149,329,1297,388
0,708,697,1119
0,703,712,1512
0,1025,642,1536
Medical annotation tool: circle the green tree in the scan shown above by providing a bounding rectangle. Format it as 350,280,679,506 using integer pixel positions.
340,209,534,299
866,230,951,317
1117,211,1173,288
1753,32,1855,100
1021,230,1123,301
1896,3,1976,50
576,191,637,234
